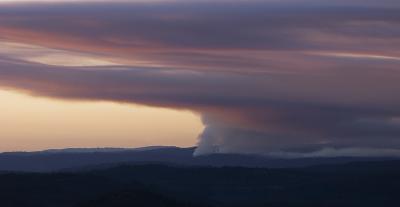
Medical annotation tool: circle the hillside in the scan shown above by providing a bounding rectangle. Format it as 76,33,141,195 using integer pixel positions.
0,161,399,207
0,147,394,172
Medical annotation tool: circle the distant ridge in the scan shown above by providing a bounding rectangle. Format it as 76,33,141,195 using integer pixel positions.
0,146,396,172
38,146,178,154
2,146,177,154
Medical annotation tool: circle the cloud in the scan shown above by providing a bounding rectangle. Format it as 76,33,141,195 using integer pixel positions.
0,0,399,157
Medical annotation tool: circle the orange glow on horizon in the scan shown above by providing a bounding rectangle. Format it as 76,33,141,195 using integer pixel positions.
0,89,203,152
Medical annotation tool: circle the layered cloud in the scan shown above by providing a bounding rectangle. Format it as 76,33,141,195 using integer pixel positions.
0,0,399,156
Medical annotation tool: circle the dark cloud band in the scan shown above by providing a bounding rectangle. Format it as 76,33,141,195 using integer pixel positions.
0,0,399,156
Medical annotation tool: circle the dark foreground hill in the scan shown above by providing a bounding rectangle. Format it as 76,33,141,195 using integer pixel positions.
0,146,394,172
0,160,400,207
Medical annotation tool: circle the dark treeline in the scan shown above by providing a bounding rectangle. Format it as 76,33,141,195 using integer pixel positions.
1,160,400,207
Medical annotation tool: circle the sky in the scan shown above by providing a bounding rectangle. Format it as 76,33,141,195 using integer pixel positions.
0,0,399,157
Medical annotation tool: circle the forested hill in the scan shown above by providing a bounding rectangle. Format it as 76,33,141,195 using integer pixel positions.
1,161,399,207
0,147,394,172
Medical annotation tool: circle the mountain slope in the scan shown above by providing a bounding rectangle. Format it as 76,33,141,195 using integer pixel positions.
0,161,399,207
0,146,396,172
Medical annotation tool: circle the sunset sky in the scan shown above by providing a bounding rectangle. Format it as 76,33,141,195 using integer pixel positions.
0,0,399,157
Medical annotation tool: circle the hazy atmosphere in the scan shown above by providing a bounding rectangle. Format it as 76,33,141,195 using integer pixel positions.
0,0,399,157
1,1,400,207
